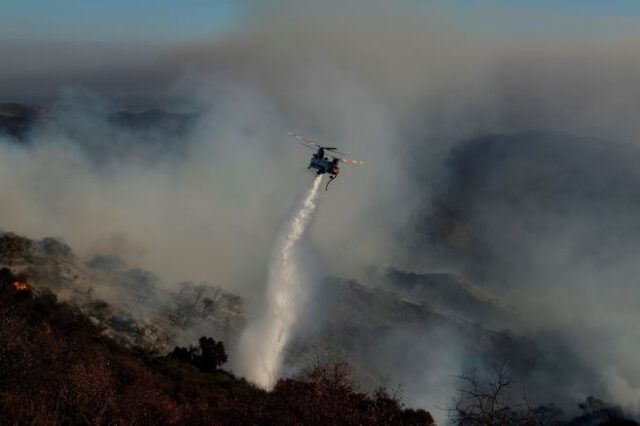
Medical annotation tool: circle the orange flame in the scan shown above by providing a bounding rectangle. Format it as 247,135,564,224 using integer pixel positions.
12,281,28,291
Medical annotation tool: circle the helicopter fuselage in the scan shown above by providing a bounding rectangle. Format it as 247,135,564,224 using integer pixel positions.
289,130,360,190
308,157,339,176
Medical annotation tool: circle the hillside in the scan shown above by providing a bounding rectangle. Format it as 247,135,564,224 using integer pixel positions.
419,130,640,286
0,230,596,417
1,233,636,425
0,266,434,425
0,231,545,402
0,232,244,354
0,103,48,141
0,102,195,143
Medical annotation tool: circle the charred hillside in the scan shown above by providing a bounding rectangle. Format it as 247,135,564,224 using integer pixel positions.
0,230,623,422
0,267,434,425
0,231,245,354
1,253,636,425
0,231,553,411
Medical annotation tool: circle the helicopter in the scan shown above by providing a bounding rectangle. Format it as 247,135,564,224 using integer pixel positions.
288,131,364,190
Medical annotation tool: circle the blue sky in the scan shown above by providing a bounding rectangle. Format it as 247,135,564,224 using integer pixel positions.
0,0,242,44
3,0,640,44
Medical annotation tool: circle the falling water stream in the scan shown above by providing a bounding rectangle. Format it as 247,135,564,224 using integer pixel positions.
238,175,323,388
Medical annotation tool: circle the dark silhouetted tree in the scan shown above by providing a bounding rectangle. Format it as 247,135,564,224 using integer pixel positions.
451,364,520,426
170,336,227,373
450,363,567,426
197,336,227,372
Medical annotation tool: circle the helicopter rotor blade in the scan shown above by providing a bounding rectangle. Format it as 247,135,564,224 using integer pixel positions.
340,158,364,165
289,131,347,154
288,131,321,148
297,142,318,152
289,130,359,160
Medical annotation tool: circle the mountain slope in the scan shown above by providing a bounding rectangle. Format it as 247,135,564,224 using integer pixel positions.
0,230,587,415
0,103,48,141
0,267,434,425
420,129,640,285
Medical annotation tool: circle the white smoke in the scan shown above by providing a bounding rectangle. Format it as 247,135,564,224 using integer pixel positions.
237,174,323,388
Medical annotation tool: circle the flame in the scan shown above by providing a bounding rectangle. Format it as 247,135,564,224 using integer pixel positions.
12,281,28,291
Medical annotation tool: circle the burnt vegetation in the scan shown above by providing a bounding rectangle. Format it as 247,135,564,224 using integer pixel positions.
0,263,636,426
451,363,638,426
0,267,434,425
